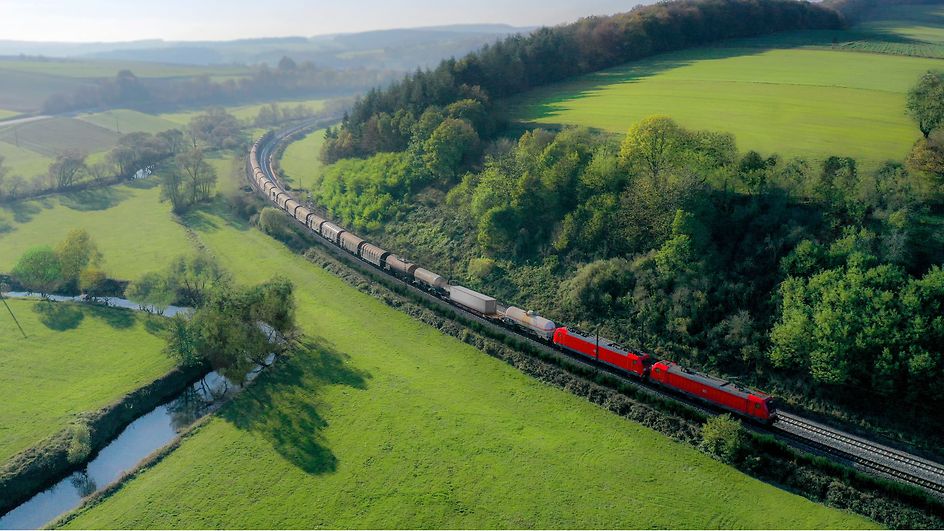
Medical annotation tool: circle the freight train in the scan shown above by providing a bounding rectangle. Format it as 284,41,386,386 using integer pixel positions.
249,134,777,423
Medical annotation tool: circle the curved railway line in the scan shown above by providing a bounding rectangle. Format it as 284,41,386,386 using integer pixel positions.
249,120,944,500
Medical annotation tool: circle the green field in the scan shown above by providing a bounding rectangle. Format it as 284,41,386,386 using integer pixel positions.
77,110,181,135
0,59,249,80
58,198,874,529
159,98,327,126
0,182,195,280
0,139,52,178
0,109,18,121
0,59,249,113
0,117,119,157
858,5,944,45
0,298,173,463
510,46,941,165
278,128,326,187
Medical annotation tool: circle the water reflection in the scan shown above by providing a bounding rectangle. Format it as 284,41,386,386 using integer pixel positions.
1,292,190,317
0,359,269,530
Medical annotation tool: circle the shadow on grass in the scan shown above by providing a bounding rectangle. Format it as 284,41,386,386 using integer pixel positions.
143,315,171,336
220,335,371,475
86,303,135,329
1,198,49,224
59,187,133,212
33,300,84,331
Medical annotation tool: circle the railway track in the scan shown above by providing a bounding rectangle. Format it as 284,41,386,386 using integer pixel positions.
775,413,944,497
251,122,944,500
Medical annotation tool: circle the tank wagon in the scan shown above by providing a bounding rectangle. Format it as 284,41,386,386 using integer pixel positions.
247,133,778,423
503,307,556,341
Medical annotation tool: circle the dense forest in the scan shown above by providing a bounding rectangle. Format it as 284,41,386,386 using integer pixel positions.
303,0,944,438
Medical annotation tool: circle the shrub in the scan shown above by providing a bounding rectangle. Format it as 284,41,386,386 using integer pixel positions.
467,257,496,280
700,414,744,463
66,422,92,465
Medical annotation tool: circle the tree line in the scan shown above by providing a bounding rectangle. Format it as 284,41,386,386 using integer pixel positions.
321,0,842,163
42,57,397,115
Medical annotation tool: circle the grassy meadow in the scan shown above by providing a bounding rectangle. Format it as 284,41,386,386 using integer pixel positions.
77,110,181,136
509,46,941,166
0,181,195,280
278,128,326,187
54,194,875,529
0,298,173,464
0,58,249,113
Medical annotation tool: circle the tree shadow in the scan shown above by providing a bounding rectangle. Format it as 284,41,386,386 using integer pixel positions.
219,335,370,475
143,315,170,336
59,187,132,212
33,300,84,331
86,304,135,329
127,177,160,190
180,209,221,233
2,198,48,224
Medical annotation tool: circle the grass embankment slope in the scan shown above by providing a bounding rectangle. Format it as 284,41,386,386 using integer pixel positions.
0,298,173,464
60,200,874,529
0,181,194,279
278,128,326,187
510,6,944,166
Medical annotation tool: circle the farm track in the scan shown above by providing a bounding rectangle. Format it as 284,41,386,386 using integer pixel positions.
252,121,944,500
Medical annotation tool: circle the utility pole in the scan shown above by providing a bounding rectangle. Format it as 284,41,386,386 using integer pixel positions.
0,288,27,339
595,329,600,360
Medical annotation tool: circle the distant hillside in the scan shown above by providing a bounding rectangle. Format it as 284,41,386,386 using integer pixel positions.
0,25,533,70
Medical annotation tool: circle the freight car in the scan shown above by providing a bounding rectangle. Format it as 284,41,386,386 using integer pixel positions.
415,268,448,292
502,307,556,341
449,285,497,316
247,132,778,424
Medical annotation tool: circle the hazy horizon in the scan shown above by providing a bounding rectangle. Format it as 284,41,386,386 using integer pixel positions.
2,0,647,43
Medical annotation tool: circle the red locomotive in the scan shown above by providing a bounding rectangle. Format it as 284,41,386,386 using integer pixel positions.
551,327,775,421
648,361,775,421
552,327,649,377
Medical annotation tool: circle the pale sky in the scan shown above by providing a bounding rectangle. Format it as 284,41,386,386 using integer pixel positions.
1,0,646,42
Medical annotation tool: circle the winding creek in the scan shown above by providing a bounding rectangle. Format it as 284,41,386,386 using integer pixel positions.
0,294,267,529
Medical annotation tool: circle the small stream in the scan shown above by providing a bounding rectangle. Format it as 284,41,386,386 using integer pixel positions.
1,292,190,317
0,294,268,529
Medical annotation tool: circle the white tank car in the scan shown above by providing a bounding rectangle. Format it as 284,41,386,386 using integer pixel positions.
502,306,556,340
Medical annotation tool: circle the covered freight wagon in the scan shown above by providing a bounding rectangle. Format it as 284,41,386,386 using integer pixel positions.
359,243,390,267
320,222,345,244
340,232,365,255
649,361,774,421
